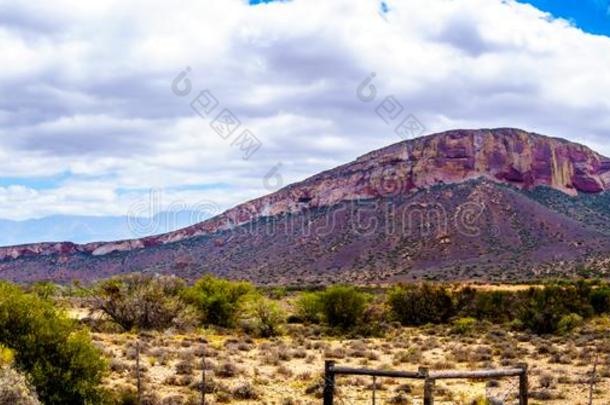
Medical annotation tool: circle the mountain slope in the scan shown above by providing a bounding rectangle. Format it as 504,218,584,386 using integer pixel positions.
520,186,610,235
1,128,610,284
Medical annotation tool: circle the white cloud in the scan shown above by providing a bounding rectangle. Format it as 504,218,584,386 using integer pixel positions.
0,0,608,224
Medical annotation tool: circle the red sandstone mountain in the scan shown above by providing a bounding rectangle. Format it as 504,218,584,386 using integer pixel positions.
2,128,610,284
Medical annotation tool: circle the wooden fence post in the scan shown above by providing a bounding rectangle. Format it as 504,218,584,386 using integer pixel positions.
518,363,528,405
136,337,142,405
420,367,434,405
588,353,599,405
372,376,377,405
323,360,336,405
201,343,206,405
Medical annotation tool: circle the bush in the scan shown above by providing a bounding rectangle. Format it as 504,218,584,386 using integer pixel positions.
388,284,455,326
0,345,14,366
557,313,583,335
451,317,478,335
456,288,520,324
295,292,323,324
0,282,108,405
92,273,186,331
519,285,593,334
232,382,259,400
266,287,288,300
241,295,285,337
355,300,390,337
183,275,254,327
112,385,138,405
317,286,370,330
590,286,610,315
29,281,60,300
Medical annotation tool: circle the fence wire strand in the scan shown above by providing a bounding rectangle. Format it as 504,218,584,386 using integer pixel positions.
331,374,522,404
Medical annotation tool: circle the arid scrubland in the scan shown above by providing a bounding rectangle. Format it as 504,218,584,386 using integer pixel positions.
89,321,610,404
3,275,610,404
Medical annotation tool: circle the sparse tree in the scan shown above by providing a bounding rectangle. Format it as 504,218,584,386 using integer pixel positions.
182,275,254,327
242,295,285,337
91,273,185,331
318,285,370,330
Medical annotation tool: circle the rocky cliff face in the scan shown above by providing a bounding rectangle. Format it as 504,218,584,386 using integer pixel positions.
1,128,609,264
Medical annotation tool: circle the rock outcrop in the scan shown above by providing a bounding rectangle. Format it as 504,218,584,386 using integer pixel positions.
0,128,609,268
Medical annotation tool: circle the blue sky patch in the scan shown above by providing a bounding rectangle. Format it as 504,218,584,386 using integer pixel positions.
249,0,283,5
518,0,610,37
115,183,232,197
0,172,72,190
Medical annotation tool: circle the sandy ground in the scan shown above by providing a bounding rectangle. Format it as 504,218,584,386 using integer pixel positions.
87,322,610,405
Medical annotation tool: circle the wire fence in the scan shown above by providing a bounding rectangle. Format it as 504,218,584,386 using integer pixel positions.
323,361,528,405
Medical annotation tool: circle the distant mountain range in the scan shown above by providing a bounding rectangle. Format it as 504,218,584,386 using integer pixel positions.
0,211,206,246
1,128,610,285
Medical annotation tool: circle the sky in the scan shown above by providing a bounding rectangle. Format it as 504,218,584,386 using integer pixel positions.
518,0,610,36
0,0,609,241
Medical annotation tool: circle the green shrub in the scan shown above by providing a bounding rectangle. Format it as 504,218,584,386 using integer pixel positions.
0,345,14,366
518,285,593,334
265,287,288,300
241,295,285,337
590,286,610,315
557,313,583,335
508,318,524,331
295,292,323,324
388,284,455,326
92,273,186,331
29,281,60,300
451,317,478,335
317,286,370,330
456,288,520,324
183,275,255,327
113,386,138,405
355,300,390,337
456,283,600,334
0,282,108,405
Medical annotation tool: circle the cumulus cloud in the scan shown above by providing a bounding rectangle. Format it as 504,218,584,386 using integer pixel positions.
0,0,608,226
